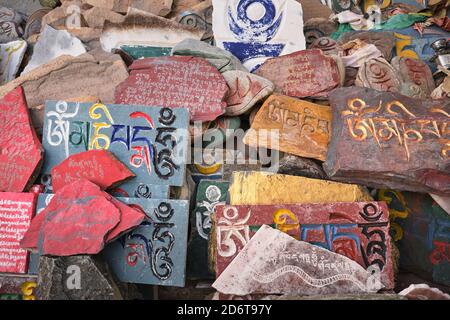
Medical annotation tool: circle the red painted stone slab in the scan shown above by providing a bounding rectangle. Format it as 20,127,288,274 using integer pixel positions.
0,192,37,273
51,150,135,192
115,56,228,121
0,87,43,192
255,49,341,98
215,202,394,289
106,198,145,242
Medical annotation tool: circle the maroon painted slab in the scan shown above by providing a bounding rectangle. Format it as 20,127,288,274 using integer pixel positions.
115,56,228,121
0,87,43,192
20,179,145,256
255,49,341,98
0,192,37,273
215,202,394,289
51,150,135,192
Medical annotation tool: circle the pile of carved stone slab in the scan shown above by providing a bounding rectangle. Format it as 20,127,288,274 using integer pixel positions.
0,0,449,300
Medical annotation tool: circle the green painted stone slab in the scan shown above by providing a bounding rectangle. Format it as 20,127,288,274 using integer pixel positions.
120,45,172,59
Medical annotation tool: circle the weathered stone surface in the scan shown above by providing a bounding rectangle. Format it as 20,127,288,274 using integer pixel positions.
399,284,450,300
338,31,395,61
83,6,125,29
223,70,274,116
0,274,37,296
383,192,450,286
431,194,450,215
101,8,203,53
344,66,358,87
172,38,247,73
213,225,380,296
212,0,306,72
103,198,189,287
338,39,383,68
265,293,405,300
23,25,87,74
324,87,450,195
115,56,228,121
188,180,229,280
229,171,372,205
176,0,213,43
130,0,173,17
243,94,331,161
51,150,134,192
203,116,242,149
278,154,326,179
0,40,27,85
36,255,128,300
24,8,52,39
255,50,342,98
303,18,338,47
0,7,23,43
42,101,188,197
83,0,131,13
391,56,435,98
214,202,394,289
309,37,338,55
0,192,36,273
355,57,402,93
0,52,129,115
0,87,43,192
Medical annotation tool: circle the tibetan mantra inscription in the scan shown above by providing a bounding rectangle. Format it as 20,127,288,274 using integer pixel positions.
214,202,394,289
42,101,189,198
103,198,189,287
0,192,36,273
115,56,228,121
324,87,450,195
243,94,332,161
255,49,342,98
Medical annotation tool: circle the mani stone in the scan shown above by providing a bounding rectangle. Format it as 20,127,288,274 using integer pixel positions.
309,37,338,55
176,0,213,43
214,202,394,289
277,154,326,179
337,31,395,61
171,39,247,73
229,171,372,205
212,225,379,296
35,255,135,300
0,40,27,85
303,18,338,47
0,87,43,192
243,94,332,161
22,25,87,74
324,87,450,195
24,8,52,39
100,8,203,54
115,56,228,121
212,0,306,72
255,49,342,99
82,6,125,29
223,70,274,116
355,57,402,93
51,150,135,192
0,51,128,128
391,56,435,98
399,284,450,300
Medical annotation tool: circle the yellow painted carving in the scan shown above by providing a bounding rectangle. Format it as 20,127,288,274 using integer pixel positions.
385,100,416,118
273,208,300,239
21,281,37,301
89,103,115,124
364,0,391,12
89,122,111,150
395,33,419,59
194,163,222,174
378,190,409,241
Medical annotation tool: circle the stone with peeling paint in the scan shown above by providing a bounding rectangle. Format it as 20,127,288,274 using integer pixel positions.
255,50,342,98
277,154,326,179
51,150,135,192
212,0,306,72
176,0,213,43
229,171,372,205
0,40,27,85
0,87,43,192
172,38,247,73
22,25,87,75
115,56,228,121
213,225,381,296
243,94,332,161
223,70,274,116
355,57,402,93
391,56,435,98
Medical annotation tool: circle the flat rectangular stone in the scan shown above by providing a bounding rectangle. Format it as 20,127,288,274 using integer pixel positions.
0,192,37,274
103,198,189,287
41,101,189,197
324,87,450,195
229,171,372,205
214,202,394,289
0,40,27,85
243,94,332,161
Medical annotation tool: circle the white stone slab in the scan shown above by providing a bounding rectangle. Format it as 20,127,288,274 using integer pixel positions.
212,0,306,72
0,40,27,85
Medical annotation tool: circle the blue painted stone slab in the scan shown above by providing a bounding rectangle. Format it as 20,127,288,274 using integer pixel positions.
41,101,190,197
103,198,189,287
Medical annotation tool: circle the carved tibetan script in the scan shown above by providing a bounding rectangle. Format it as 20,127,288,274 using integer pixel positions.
103,198,189,287
42,101,189,198
324,87,450,195
214,202,394,289
243,94,331,161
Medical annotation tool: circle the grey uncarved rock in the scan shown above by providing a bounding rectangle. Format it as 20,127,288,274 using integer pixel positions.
278,154,326,179
36,255,142,300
